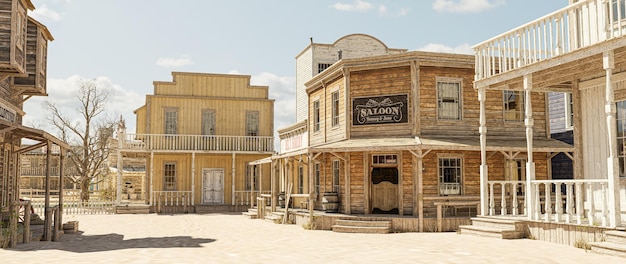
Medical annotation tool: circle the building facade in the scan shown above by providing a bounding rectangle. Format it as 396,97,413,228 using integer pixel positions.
118,72,274,212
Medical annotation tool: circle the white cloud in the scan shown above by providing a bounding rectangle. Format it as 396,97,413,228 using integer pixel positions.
432,0,504,13
30,4,62,21
156,55,193,68
23,75,143,135
330,0,373,12
416,43,473,54
378,5,409,17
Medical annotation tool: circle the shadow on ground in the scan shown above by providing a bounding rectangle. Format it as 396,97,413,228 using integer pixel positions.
8,232,216,253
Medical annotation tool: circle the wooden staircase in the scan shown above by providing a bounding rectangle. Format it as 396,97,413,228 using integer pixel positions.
241,208,258,219
332,219,391,234
591,230,626,258
459,217,526,239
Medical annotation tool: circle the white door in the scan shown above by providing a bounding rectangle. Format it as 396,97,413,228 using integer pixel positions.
202,168,224,204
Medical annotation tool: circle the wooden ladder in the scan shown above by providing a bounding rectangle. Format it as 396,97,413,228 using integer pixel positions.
282,183,293,224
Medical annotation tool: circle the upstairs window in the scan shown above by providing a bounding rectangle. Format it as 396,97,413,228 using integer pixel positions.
332,91,340,126
202,110,216,135
318,63,333,73
313,100,320,132
504,90,525,122
437,81,462,120
246,111,259,136
611,0,626,22
565,93,574,130
164,109,178,134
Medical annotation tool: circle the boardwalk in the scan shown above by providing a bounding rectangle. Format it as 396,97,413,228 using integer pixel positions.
2,213,623,263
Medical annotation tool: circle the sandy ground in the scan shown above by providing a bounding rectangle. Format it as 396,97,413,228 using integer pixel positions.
1,213,624,264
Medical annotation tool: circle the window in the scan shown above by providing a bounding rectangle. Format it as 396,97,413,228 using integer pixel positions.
318,63,332,73
245,165,258,191
202,110,215,135
16,12,25,49
439,157,462,195
332,91,340,126
246,111,259,136
505,159,527,194
616,101,626,177
504,90,525,121
372,154,398,165
164,163,176,191
565,93,574,130
298,166,304,194
313,100,320,132
332,160,340,193
437,81,461,120
314,163,321,194
164,109,178,134
611,0,626,22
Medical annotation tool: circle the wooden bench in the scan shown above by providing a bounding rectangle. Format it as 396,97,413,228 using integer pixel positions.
433,201,480,232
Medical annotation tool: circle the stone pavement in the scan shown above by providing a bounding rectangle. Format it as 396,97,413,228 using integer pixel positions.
1,213,623,263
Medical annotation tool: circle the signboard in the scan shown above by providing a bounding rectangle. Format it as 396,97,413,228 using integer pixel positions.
353,94,408,125
0,101,16,123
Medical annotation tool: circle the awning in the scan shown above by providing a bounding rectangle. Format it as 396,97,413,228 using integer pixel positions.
310,136,573,153
0,119,70,150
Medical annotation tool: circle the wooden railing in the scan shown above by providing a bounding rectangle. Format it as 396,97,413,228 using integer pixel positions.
486,179,615,227
234,190,271,206
120,133,274,152
474,0,626,81
152,191,192,207
19,167,79,176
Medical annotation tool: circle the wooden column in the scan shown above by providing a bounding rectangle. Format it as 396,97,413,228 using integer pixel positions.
478,88,488,216
363,152,369,214
523,74,537,220
603,50,621,227
116,129,124,205
308,153,315,217
58,148,65,231
344,153,351,214
572,80,583,180
271,159,277,212
191,152,195,206
43,141,52,241
417,150,424,232
149,151,154,206
232,153,236,206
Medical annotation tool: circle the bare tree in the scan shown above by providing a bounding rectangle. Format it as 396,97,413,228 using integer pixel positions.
45,79,117,202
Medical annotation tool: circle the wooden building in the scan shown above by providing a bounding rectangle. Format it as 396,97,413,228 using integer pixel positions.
1,0,68,247
301,51,572,232
459,0,626,249
117,72,274,213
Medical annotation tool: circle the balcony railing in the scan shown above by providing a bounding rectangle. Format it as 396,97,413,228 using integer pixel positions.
474,0,626,81
120,133,274,152
20,167,80,176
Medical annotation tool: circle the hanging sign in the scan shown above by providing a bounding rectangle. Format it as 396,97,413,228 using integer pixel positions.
353,94,408,125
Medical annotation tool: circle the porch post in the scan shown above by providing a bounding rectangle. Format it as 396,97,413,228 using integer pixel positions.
271,159,277,212
232,153,236,206
149,151,154,206
523,74,537,221
191,152,195,206
603,50,621,227
478,88,488,216
116,129,123,205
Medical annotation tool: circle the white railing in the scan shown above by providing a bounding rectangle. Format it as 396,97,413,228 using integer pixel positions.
234,190,271,206
474,0,626,81
120,133,274,152
29,195,115,215
487,181,526,216
439,183,461,195
531,179,611,227
152,191,193,207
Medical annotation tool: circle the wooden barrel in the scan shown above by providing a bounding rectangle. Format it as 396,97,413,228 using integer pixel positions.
322,192,339,213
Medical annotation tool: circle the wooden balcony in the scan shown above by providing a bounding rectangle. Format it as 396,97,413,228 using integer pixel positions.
120,133,274,153
474,0,626,88
12,17,53,96
0,0,32,75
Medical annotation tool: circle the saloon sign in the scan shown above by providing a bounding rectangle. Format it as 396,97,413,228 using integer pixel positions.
353,94,408,125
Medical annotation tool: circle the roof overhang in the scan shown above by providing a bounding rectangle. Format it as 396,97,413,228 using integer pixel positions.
0,119,69,150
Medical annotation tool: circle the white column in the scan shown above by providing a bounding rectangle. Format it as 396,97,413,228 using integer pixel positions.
116,130,124,205
191,152,195,206
478,88,488,216
232,153,236,206
149,151,154,206
523,74,536,220
604,50,621,227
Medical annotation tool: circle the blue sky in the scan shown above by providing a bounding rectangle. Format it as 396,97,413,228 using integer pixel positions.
24,0,567,138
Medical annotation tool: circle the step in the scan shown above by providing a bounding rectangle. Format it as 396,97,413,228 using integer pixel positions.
459,225,524,239
115,205,150,214
241,211,258,219
332,225,390,234
590,242,626,258
605,230,626,244
470,217,521,231
335,220,391,228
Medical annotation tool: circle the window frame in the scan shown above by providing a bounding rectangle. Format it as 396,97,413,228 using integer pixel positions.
332,160,340,193
503,90,525,122
202,109,216,135
565,93,574,130
313,100,320,132
318,63,333,74
436,78,462,120
164,108,178,135
163,162,177,191
246,111,259,137
616,100,626,178
331,90,340,127
298,166,304,194
438,156,463,196
314,163,321,195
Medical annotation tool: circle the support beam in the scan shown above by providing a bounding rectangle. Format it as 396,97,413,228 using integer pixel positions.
523,74,537,220
603,50,621,227
478,88,488,216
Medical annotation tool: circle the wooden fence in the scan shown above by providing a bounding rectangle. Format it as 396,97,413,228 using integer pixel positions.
28,193,114,216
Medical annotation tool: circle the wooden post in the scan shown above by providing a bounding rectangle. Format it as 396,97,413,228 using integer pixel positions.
43,141,52,241
23,201,31,243
9,201,17,247
603,50,621,227
191,152,195,207
344,153,351,214
572,80,583,180
232,153,236,206
149,152,154,206
116,129,124,205
58,148,64,232
523,74,536,221
478,88,488,216
53,206,60,241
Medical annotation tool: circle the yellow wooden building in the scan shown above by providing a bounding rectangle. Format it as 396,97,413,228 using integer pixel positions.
118,72,274,213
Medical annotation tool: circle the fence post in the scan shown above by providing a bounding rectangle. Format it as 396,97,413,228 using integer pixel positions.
53,206,60,241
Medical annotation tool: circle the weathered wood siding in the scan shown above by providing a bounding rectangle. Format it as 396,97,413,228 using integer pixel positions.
349,152,365,214
13,17,49,95
548,92,568,134
349,66,413,137
325,80,347,143
134,105,147,134
309,88,326,146
0,0,27,74
401,150,414,215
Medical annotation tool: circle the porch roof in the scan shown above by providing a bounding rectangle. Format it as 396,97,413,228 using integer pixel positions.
309,136,573,153
0,119,69,150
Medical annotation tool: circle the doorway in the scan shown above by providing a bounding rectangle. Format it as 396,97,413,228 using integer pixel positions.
371,167,399,214
202,168,224,204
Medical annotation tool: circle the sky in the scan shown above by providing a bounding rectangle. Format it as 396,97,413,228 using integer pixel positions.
23,0,568,143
